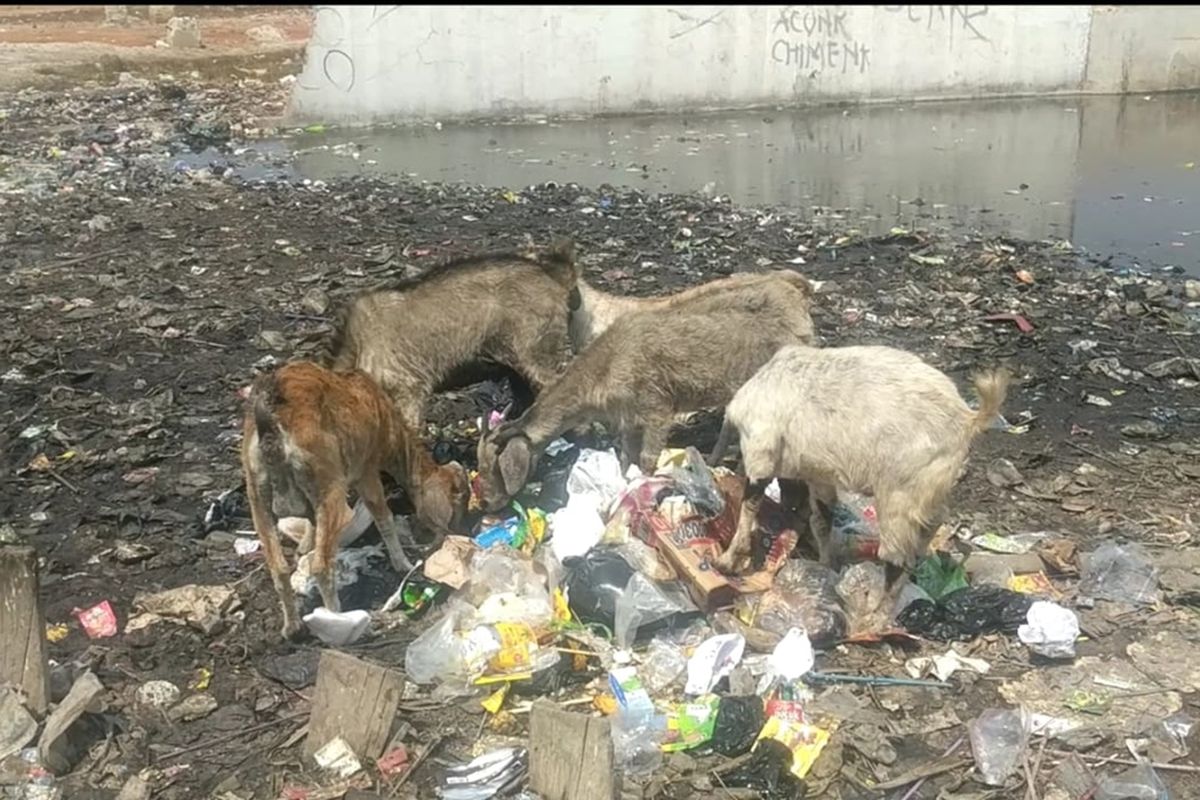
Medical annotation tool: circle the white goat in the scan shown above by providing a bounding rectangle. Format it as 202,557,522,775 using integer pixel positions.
711,345,1010,610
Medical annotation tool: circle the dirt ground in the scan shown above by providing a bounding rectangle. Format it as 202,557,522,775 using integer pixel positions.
0,5,311,91
1,50,1199,800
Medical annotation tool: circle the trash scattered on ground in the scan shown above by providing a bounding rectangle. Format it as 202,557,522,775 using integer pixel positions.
72,600,118,639
303,607,372,646
436,747,528,800
969,706,1030,786
130,584,239,635
1018,600,1081,659
1079,541,1161,605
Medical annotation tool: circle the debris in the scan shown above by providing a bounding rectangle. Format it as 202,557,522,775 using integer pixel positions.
758,628,814,693
757,713,831,780
970,531,1045,554
0,547,50,713
1095,760,1169,800
982,312,1035,333
73,600,118,639
609,667,666,775
0,688,37,762
132,584,239,635
986,458,1025,488
424,537,478,590
613,572,696,649
914,553,969,600
136,680,181,710
748,558,847,646
1049,753,1098,799
1079,541,1160,605
314,737,363,778
437,749,528,799
1018,600,1080,659
529,701,615,800
685,634,745,695
710,695,767,758
38,671,104,774
717,738,805,797
303,608,371,647
899,585,1034,641
377,745,410,779
968,707,1029,786
663,695,721,752
905,647,992,682
167,693,218,723
306,651,405,763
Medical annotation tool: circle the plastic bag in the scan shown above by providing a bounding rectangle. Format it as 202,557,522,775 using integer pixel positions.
563,548,635,630
757,628,814,695
460,549,553,628
1079,541,1161,605
711,695,767,757
1095,760,1169,800
405,600,479,688
837,561,893,637
615,536,677,582
1147,711,1194,761
1018,601,1080,659
613,573,697,648
657,447,724,516
685,634,745,695
914,553,970,601
752,558,847,646
968,707,1030,786
719,739,804,800
663,695,721,752
565,448,626,515
436,747,528,800
547,496,605,562
899,586,1035,642
640,637,689,694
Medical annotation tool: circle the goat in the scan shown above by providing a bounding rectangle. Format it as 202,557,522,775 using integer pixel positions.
475,284,816,512
326,239,581,431
570,269,817,351
241,361,469,639
710,344,1010,617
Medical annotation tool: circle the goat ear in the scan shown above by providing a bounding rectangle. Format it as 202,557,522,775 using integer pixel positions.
498,436,532,497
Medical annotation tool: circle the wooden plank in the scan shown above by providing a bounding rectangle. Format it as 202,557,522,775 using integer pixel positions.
0,547,49,714
38,670,104,774
529,699,617,800
304,650,404,763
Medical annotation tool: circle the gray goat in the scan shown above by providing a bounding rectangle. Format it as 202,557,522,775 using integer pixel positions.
476,282,816,512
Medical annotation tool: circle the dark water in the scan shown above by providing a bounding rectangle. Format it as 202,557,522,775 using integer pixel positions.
273,93,1200,276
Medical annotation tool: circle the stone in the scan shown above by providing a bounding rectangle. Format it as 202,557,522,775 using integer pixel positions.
165,17,202,49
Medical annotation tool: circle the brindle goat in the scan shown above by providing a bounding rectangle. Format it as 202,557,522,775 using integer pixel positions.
570,269,817,351
711,344,1010,617
242,361,469,639
326,240,581,431
475,282,816,512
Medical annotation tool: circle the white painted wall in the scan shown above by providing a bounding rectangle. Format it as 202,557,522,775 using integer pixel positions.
288,5,1195,125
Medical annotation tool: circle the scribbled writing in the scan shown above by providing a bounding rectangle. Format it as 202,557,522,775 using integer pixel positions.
879,5,990,43
771,6,871,74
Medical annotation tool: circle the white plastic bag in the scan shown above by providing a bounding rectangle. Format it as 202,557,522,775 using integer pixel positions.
685,633,745,696
613,573,696,649
1018,601,1080,659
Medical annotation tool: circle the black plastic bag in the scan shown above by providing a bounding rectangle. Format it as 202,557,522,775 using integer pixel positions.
711,695,767,757
562,548,635,630
721,739,807,799
898,585,1034,641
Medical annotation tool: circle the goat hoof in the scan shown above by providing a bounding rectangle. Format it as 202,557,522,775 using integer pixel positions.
281,619,303,641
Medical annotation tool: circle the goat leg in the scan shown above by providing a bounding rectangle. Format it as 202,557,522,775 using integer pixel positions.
807,482,838,568
715,477,768,574
357,473,415,574
312,492,352,613
638,421,671,474
244,472,302,640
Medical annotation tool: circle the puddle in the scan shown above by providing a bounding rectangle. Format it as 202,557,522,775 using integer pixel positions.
273,93,1200,277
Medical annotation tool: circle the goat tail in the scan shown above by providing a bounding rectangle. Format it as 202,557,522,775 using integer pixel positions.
248,371,285,459
969,367,1011,436
320,301,355,370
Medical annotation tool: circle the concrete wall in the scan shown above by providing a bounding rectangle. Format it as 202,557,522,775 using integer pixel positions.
288,5,1200,124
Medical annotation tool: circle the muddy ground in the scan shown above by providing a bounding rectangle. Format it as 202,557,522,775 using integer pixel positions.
1,76,1199,800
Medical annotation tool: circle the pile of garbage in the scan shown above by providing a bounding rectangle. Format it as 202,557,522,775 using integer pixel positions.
319,437,1187,799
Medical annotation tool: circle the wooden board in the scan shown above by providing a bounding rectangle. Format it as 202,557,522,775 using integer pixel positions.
304,650,404,763
0,547,49,714
529,700,617,800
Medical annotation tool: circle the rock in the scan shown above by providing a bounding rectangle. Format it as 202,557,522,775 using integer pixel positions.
165,17,202,49
1186,279,1200,300
986,457,1024,488
136,680,181,710
301,288,331,315
38,671,105,774
148,5,176,23
103,6,130,26
168,693,218,722
116,774,153,800
1121,420,1167,439
246,25,285,44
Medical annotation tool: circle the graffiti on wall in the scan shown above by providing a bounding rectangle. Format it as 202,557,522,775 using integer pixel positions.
771,5,991,76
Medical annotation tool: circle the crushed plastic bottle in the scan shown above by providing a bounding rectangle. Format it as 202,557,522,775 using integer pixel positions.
968,707,1030,786
1078,541,1161,606
609,667,667,777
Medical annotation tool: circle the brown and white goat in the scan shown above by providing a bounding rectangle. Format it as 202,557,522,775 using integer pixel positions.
326,240,581,431
710,344,1010,615
241,361,469,639
570,269,818,351
475,283,817,512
